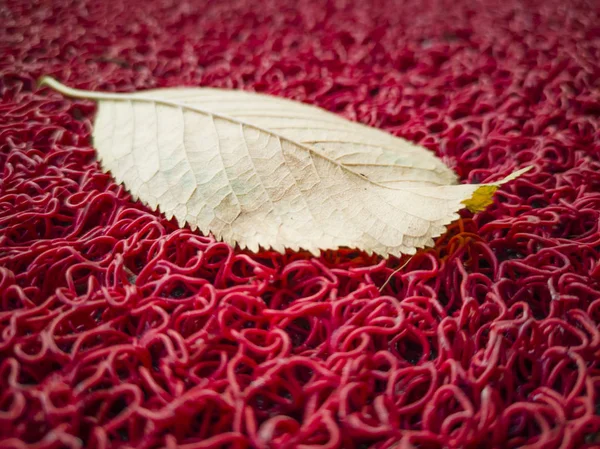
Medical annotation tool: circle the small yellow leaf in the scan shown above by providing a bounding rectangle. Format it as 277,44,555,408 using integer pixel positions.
463,185,499,213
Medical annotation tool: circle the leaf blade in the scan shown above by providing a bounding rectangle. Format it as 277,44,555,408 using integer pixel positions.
40,77,530,257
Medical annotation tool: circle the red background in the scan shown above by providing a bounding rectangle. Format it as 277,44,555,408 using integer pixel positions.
1,0,600,448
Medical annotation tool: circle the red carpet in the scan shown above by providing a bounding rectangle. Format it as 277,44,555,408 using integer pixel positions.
1,0,600,448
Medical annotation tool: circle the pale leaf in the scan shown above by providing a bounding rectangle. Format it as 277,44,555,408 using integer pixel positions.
39,77,531,257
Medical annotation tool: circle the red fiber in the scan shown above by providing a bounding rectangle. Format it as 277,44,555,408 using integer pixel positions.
1,0,600,448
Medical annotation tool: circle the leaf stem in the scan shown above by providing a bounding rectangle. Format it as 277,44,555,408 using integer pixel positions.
38,76,125,100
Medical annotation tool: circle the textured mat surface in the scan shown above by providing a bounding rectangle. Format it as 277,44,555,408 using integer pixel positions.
1,0,600,448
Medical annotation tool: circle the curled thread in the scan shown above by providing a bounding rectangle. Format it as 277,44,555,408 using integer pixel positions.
2,0,600,448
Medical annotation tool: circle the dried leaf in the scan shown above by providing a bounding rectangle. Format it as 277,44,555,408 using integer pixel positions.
39,77,530,257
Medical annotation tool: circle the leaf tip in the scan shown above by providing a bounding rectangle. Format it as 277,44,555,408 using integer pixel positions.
498,165,534,184
462,165,532,213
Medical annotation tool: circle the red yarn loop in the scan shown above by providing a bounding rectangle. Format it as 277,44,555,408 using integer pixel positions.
2,0,600,448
